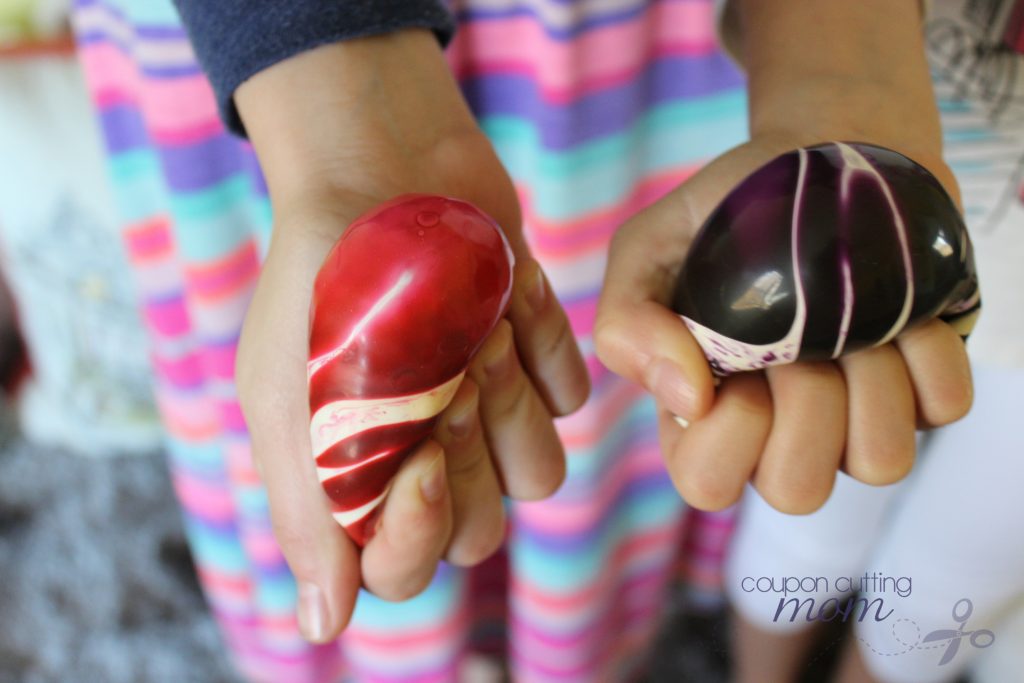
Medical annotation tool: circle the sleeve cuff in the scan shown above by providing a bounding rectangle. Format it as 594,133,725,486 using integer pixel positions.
171,0,456,137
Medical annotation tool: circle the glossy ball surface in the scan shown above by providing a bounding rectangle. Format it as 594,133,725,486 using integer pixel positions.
308,195,514,545
672,142,981,375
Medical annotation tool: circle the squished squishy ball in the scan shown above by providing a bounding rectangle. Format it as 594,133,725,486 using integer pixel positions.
672,142,981,376
308,195,514,546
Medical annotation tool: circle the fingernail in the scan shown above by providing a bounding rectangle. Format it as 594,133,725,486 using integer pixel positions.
297,582,329,643
525,263,547,312
645,359,697,419
447,399,476,439
419,450,446,504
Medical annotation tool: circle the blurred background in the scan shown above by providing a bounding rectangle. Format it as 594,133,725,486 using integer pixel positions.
0,1,1022,682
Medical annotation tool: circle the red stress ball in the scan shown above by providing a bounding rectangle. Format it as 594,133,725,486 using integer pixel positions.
308,195,514,546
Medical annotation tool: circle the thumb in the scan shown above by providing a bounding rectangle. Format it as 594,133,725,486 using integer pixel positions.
237,232,362,644
595,144,775,421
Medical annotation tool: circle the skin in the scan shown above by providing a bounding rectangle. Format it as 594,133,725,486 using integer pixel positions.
596,2,969,681
232,2,974,667
235,32,589,641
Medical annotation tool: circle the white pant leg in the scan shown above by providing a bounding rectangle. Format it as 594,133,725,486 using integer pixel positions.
855,365,1024,683
726,473,905,633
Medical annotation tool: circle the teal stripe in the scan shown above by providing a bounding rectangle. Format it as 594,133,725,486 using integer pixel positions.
936,96,972,114
234,486,269,518
256,574,298,613
351,566,464,630
111,0,182,26
168,175,261,261
109,149,168,222
564,395,658,483
513,485,683,592
252,196,274,259
165,435,226,479
183,518,249,572
945,127,994,142
481,90,748,220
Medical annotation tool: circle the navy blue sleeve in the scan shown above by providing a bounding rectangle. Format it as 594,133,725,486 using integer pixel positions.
171,0,456,136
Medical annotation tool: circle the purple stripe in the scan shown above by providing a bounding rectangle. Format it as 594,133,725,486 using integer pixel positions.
461,53,744,150
158,133,246,192
77,31,203,78
133,23,189,39
242,150,269,198
98,102,149,154
183,508,244,538
456,0,692,40
513,470,676,553
75,0,187,39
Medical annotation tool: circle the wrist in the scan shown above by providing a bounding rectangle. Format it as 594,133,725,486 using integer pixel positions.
733,0,953,200
235,29,480,211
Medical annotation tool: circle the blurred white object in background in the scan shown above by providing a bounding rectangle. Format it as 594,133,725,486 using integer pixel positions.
0,48,161,456
0,0,69,44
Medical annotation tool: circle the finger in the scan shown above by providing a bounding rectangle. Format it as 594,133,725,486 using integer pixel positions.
838,345,916,485
662,372,772,511
469,319,566,500
435,378,507,566
507,258,590,416
595,213,715,422
754,362,847,514
895,319,973,427
594,144,789,422
360,441,452,601
237,242,360,644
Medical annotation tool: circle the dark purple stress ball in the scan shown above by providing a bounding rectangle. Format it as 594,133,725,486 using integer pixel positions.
671,142,981,376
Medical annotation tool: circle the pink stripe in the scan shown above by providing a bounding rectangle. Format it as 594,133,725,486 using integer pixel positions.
219,400,247,432
142,295,190,336
241,529,284,566
555,378,648,449
155,390,220,441
79,43,221,143
139,73,218,139
197,567,253,601
562,296,597,348
345,606,469,649
123,216,173,260
197,342,238,379
183,242,260,300
511,526,681,614
511,567,667,654
509,598,665,679
448,3,717,102
172,470,237,520
514,446,664,535
78,42,139,100
225,441,262,486
521,167,699,260
151,350,203,387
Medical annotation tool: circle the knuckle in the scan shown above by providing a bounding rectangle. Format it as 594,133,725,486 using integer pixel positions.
374,573,432,603
761,475,834,516
848,440,915,486
486,363,533,419
677,469,739,512
534,315,575,359
447,521,505,567
445,437,488,479
511,447,566,501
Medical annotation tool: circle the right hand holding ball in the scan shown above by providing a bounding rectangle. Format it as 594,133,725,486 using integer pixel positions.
672,142,980,376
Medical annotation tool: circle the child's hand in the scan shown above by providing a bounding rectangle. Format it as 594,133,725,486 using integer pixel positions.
233,31,589,642
594,136,974,515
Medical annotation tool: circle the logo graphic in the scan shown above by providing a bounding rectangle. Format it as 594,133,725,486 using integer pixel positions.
921,598,996,665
